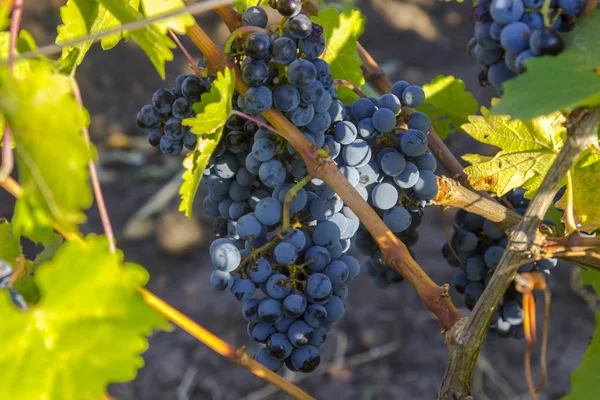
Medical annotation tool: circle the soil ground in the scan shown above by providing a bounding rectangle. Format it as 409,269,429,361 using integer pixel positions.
1,1,596,399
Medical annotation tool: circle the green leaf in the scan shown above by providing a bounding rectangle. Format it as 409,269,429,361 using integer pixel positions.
57,0,141,73
462,106,566,197
57,0,175,78
416,75,478,139
563,270,600,400
0,64,94,242
555,152,600,232
312,7,365,104
0,0,11,31
491,12,600,119
140,0,194,34
233,0,260,13
0,218,21,268
180,68,235,217
0,235,167,399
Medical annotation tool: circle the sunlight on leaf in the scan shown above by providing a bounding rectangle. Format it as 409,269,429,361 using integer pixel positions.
140,0,194,34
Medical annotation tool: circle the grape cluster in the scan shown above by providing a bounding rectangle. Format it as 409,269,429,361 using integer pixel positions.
136,74,211,156
0,260,28,310
469,0,583,92
442,190,557,340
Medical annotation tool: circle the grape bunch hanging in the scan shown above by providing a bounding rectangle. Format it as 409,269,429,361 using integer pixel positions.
135,0,439,373
442,189,558,341
470,0,585,92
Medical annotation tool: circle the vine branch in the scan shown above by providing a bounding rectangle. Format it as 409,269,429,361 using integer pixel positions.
187,22,464,331
437,107,600,399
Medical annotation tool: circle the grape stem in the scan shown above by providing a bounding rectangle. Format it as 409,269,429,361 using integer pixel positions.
168,28,202,75
563,169,578,233
0,0,23,184
282,175,312,232
332,79,367,98
186,22,464,331
438,107,600,399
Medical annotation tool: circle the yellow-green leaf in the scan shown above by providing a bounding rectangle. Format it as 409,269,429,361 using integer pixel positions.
0,64,94,242
416,75,478,139
180,68,235,217
462,106,566,197
0,235,167,400
140,0,194,34
0,218,21,268
312,7,365,104
233,0,260,12
563,270,600,399
0,0,11,31
555,152,600,232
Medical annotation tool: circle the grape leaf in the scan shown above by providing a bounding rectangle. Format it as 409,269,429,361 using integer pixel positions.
233,0,260,13
555,152,600,232
0,218,21,267
140,0,194,34
58,0,175,78
416,75,478,139
0,235,167,399
180,68,235,217
491,12,600,119
563,270,600,400
0,64,94,243
0,0,11,31
461,106,566,197
57,0,141,73
312,7,365,104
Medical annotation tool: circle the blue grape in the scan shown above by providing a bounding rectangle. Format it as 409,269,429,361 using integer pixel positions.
229,181,252,202
181,76,205,102
246,86,273,112
357,117,376,139
464,281,485,309
287,103,315,127
248,258,273,284
351,98,377,120
502,301,524,325
229,202,251,220
473,44,504,66
214,154,239,179
242,60,269,87
312,221,341,247
210,270,233,291
371,183,398,210
500,22,530,54
259,160,286,188
328,100,347,122
488,60,517,90
310,325,327,348
334,121,358,145
265,273,292,299
325,260,349,284
537,258,558,270
283,293,308,317
483,219,505,240
407,112,432,133
218,198,234,219
244,153,262,175
413,170,438,200
242,298,262,322
237,214,262,240
465,256,487,281
378,93,402,114
416,152,437,172
558,0,584,15
250,322,276,343
290,346,321,372
529,28,564,56
211,242,241,272
159,136,183,156
300,80,325,104
372,108,397,133
287,320,314,347
284,229,307,252
391,80,410,99
400,129,428,157
339,165,360,187
242,6,268,28
484,245,505,269
230,277,255,301
236,167,255,188
324,295,345,322
306,112,331,135
252,138,276,162
287,14,313,39
266,333,294,360
342,139,371,167
380,150,406,176
277,0,302,17
383,206,412,233
245,32,271,60
490,0,524,24
271,37,298,65
274,242,298,265
305,246,332,272
515,49,534,73
258,298,284,323
275,316,297,332
183,130,197,150
255,348,283,371
401,85,426,108
521,12,543,30
306,273,333,300
456,231,478,252
152,88,176,114
287,59,317,88
304,304,328,327
299,36,325,59
314,90,332,113
272,85,300,112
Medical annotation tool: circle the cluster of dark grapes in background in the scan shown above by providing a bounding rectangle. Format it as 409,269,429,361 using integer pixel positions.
470,0,585,92
442,189,558,341
0,261,27,310
136,0,439,373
